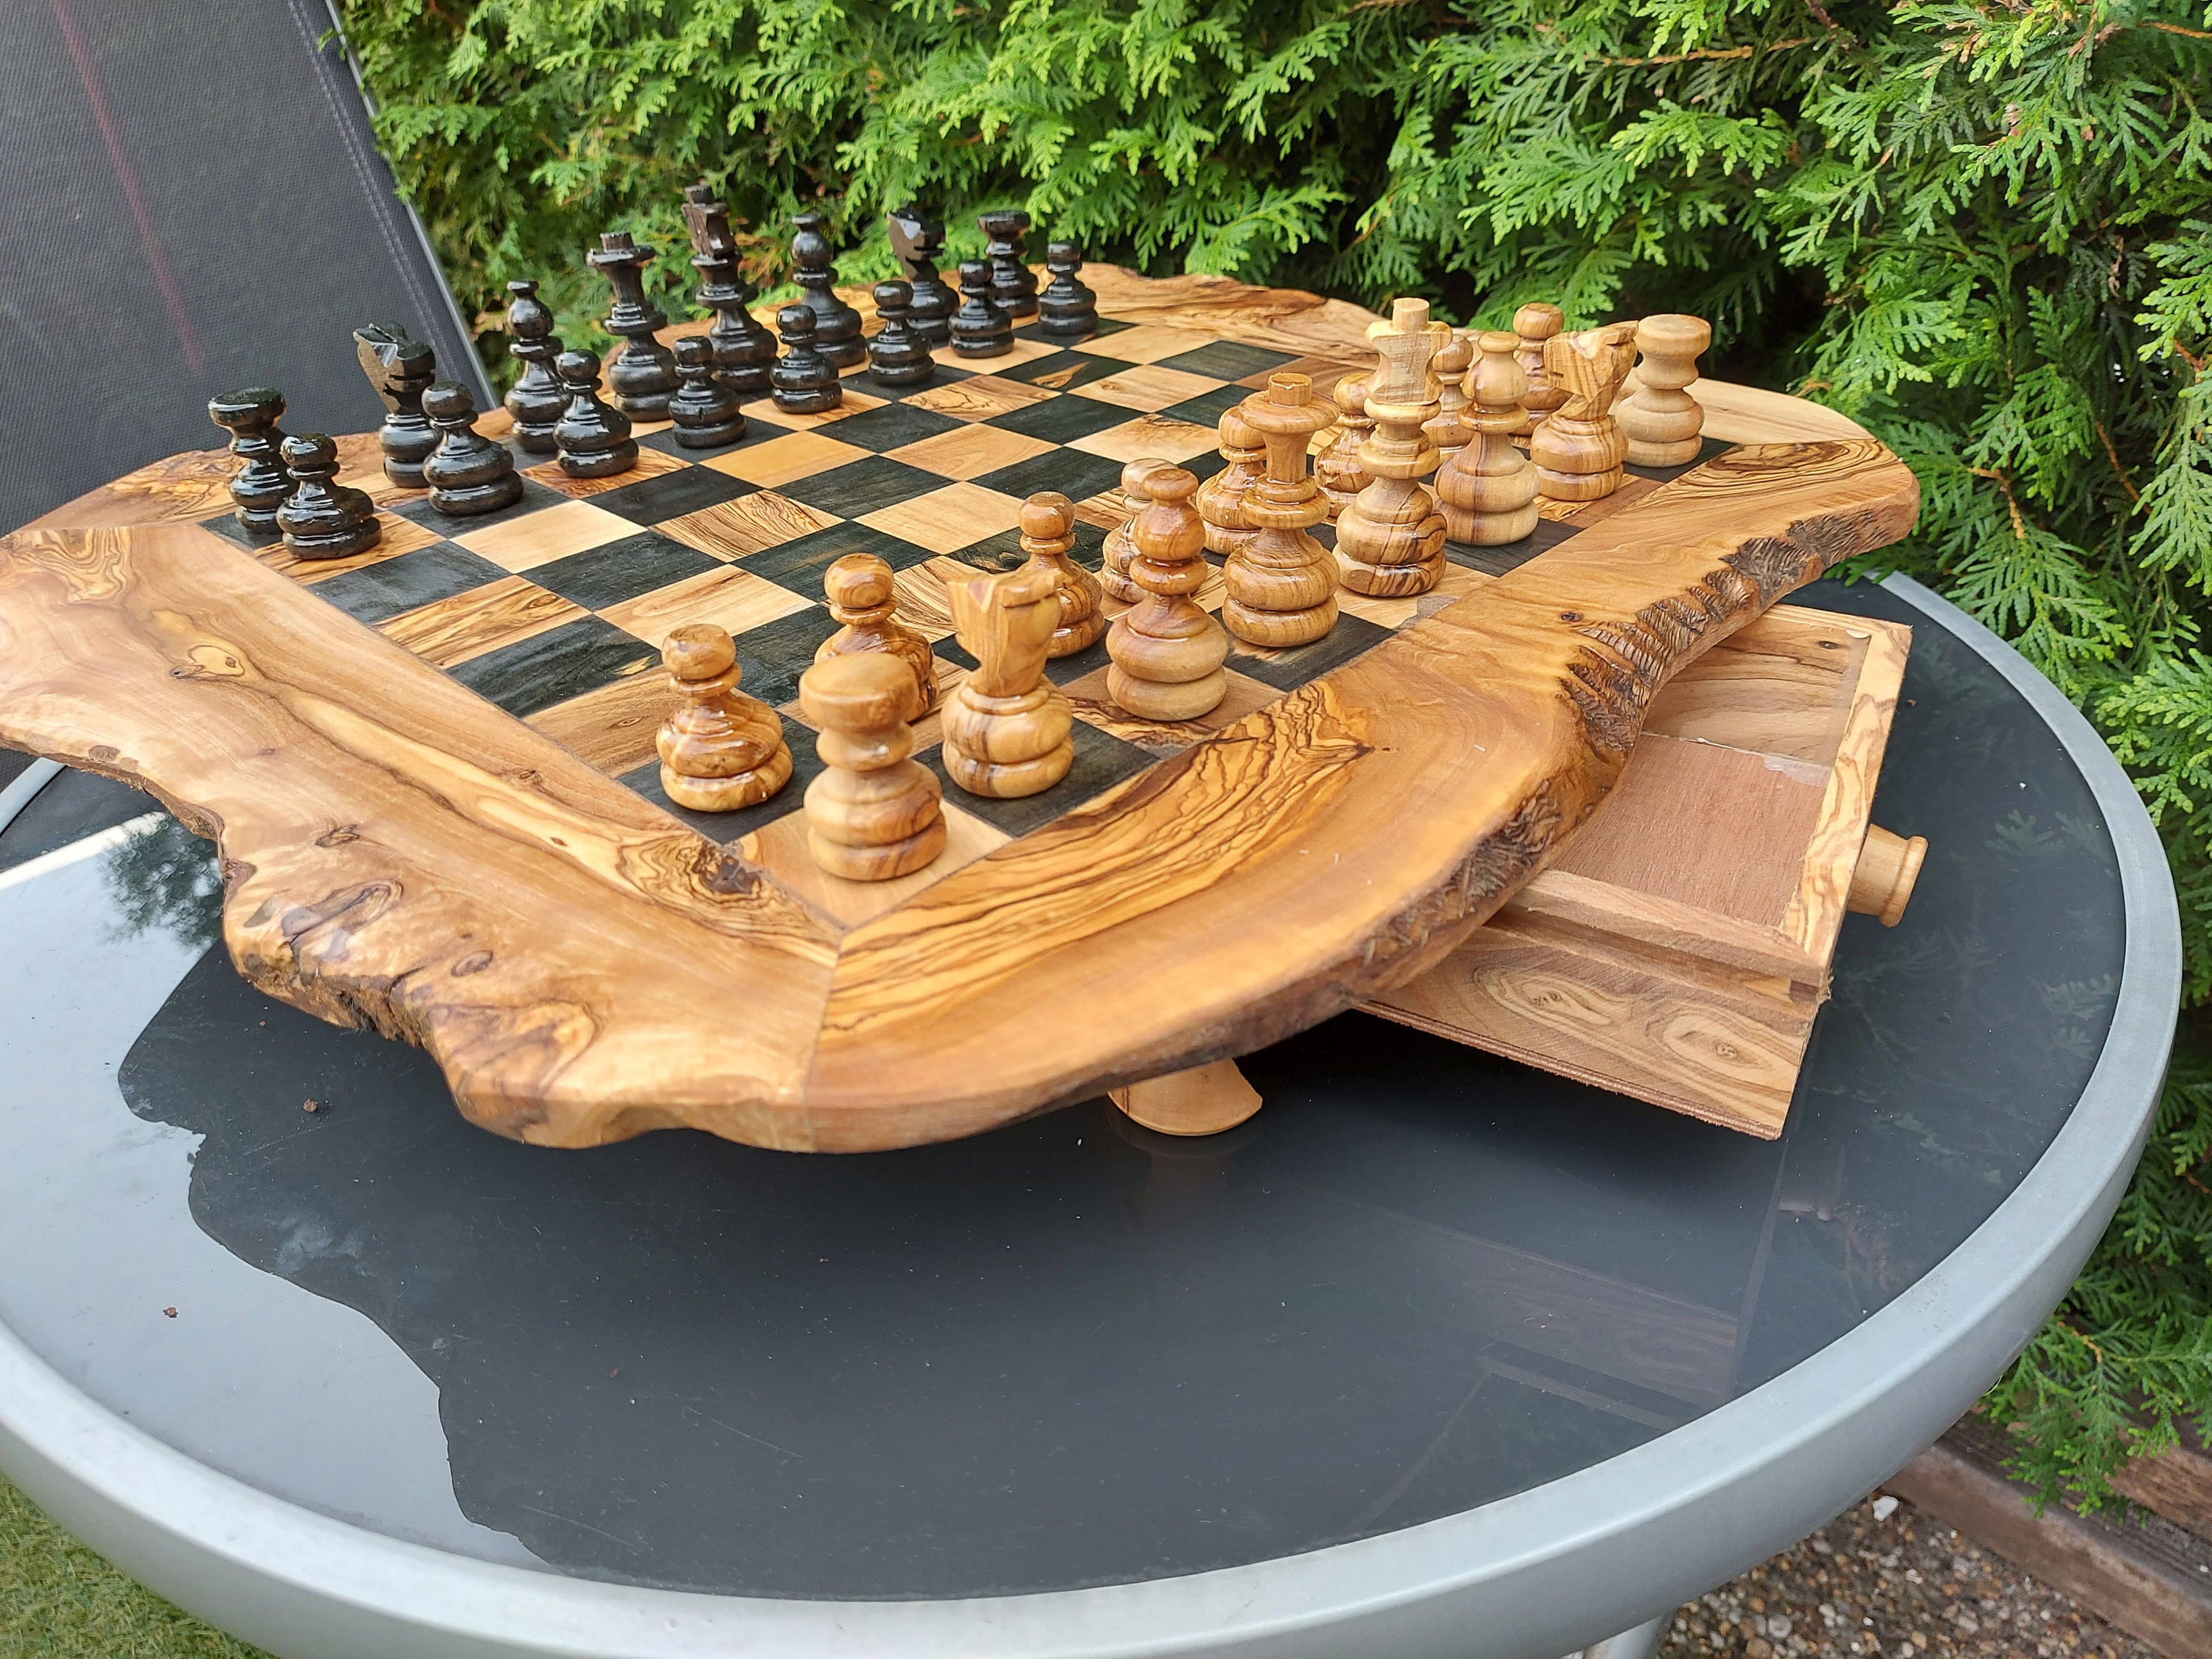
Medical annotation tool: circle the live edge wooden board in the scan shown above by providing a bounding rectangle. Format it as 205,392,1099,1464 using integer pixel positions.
0,269,1919,1152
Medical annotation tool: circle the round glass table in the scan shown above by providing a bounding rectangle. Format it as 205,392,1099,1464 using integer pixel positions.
0,577,2178,1659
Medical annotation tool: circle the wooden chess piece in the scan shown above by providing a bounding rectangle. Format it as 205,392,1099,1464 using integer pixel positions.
771,304,844,415
502,281,565,455
657,623,793,812
1225,375,1339,647
950,260,1013,358
1313,372,1374,521
799,653,945,881
1531,321,1639,502
588,232,678,419
979,209,1040,321
1436,330,1540,545
814,552,939,717
886,205,957,347
866,281,935,388
421,381,524,516
789,211,865,369
1337,299,1447,597
943,563,1076,798
276,433,381,560
1105,466,1230,720
1618,313,1711,467
1511,302,1567,438
207,386,290,532
1194,406,1265,560
668,335,746,448
353,323,437,489
1018,492,1105,657
552,349,639,477
681,181,776,397
1425,324,1474,468
1037,242,1096,339
1101,457,1168,604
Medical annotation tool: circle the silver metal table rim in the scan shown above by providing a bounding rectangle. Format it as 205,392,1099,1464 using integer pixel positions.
0,575,2181,1659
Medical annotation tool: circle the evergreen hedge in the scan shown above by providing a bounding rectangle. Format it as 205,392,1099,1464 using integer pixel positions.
341,0,2212,1506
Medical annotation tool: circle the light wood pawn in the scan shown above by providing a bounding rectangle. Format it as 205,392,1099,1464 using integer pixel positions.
799,653,945,881
1017,491,1105,657
1224,374,1338,647
1101,456,1169,603
1618,313,1712,467
1336,298,1448,597
1425,324,1474,467
942,563,1075,798
1194,406,1265,560
1510,302,1567,438
1105,466,1230,720
656,623,793,812
1531,321,1639,503
1313,371,1374,521
1435,330,1540,546
815,552,939,715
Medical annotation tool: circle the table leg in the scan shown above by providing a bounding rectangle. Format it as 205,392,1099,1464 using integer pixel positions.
1107,1058,1263,1135
1564,1613,1666,1659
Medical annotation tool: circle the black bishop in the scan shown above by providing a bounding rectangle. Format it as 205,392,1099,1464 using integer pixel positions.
790,211,865,369
502,280,565,455
589,232,678,418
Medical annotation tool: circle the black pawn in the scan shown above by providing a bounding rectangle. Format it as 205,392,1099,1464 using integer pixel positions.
979,209,1040,321
950,260,1012,358
207,386,290,533
353,322,437,489
1038,242,1098,341
669,336,746,448
553,349,639,478
771,304,843,415
422,381,524,516
886,204,957,347
503,280,566,455
681,181,776,398
866,282,935,389
276,434,381,561
790,211,864,369
589,232,678,418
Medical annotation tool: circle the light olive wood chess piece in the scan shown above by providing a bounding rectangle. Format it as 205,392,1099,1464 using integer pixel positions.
1425,324,1473,467
421,381,524,516
1436,330,1540,545
1511,302,1567,438
814,552,939,717
1225,375,1338,647
553,349,638,477
589,232,679,418
353,323,437,488
1106,465,1230,720
799,653,945,882
1101,456,1168,603
1194,406,1265,560
669,336,745,448
656,623,793,812
1018,491,1105,657
1531,321,1639,502
942,563,1076,799
208,386,289,532
501,282,565,455
1313,371,1374,521
1618,313,1711,467
1337,299,1447,597
275,434,380,561
681,181,776,397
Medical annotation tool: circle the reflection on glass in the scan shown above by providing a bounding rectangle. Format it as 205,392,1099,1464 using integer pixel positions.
102,817,221,951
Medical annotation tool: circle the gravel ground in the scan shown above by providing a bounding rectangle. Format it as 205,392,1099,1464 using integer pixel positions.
1658,1494,2160,1659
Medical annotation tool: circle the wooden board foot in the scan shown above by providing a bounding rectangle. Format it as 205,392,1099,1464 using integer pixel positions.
1847,824,1927,926
1109,1060,1263,1136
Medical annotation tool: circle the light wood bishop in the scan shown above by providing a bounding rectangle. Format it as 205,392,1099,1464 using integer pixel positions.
1017,491,1105,657
1336,298,1447,597
1436,330,1540,546
942,563,1075,798
1425,324,1473,467
1618,313,1712,467
1100,456,1168,603
1105,465,1230,720
1532,321,1639,502
799,652,945,881
655,623,793,811
1511,302,1567,437
1224,374,1338,647
815,551,939,714
1194,406,1265,560
1313,371,1374,521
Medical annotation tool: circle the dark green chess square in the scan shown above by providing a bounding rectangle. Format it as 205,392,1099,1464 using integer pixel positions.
448,618,660,717
309,543,507,626
974,448,1125,504
1155,341,1298,381
917,719,1155,838
718,605,843,709
528,532,723,611
949,521,1107,575
1226,611,1394,690
983,394,1131,445
821,401,967,453
591,465,755,526
778,455,947,518
740,523,939,591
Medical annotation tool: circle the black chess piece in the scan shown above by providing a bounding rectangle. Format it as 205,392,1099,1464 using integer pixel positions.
207,386,291,534
950,260,1013,358
353,323,437,488
979,209,1040,321
771,304,843,414
866,282,935,389
276,434,381,560
421,381,524,516
1037,242,1099,341
789,210,865,369
588,232,679,418
553,349,639,478
681,181,776,397
886,204,957,347
669,335,747,448
503,280,566,455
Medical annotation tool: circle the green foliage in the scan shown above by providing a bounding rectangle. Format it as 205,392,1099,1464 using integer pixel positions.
341,0,2212,1504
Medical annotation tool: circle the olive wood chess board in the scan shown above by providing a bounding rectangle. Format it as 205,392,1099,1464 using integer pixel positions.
0,269,1919,1151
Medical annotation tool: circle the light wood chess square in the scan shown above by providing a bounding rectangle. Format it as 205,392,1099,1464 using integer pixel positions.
1059,664,1279,751
526,673,671,778
741,801,1008,930
377,575,588,668
658,492,840,559
523,446,688,499
859,482,1026,554
267,510,442,583
708,432,872,488
1419,562,1492,619
1092,325,1216,364
1071,364,1223,414
1071,414,1218,464
1239,355,1361,395
737,389,884,430
886,424,1056,480
599,566,815,647
1075,492,1130,532
905,375,1054,422
883,555,981,641
1334,581,1420,631
454,498,638,571
986,337,1063,369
